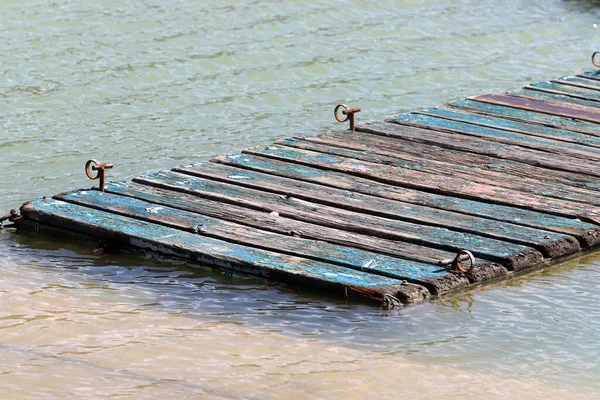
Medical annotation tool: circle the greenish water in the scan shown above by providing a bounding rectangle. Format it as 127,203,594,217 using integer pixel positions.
1,0,600,398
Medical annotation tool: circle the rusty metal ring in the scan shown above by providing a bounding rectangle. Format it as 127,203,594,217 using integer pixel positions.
334,104,349,123
85,159,100,180
453,250,475,273
593,52,600,68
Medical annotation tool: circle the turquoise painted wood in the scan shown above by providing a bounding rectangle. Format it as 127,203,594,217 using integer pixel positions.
393,113,600,159
21,198,422,300
450,99,600,136
55,190,451,284
104,180,469,266
246,143,600,223
133,170,546,266
211,152,600,241
530,81,600,102
472,93,600,124
513,88,600,110
176,161,581,256
277,137,600,207
419,107,600,148
556,76,600,91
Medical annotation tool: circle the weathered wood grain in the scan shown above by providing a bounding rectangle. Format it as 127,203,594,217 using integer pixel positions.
392,113,600,161
308,131,600,192
55,190,462,290
245,143,600,224
554,76,600,91
449,99,600,137
176,161,582,255
360,120,600,180
104,181,470,268
527,81,600,103
472,93,600,124
512,88,600,111
21,198,430,304
133,170,546,269
418,107,600,149
212,152,600,245
278,137,600,206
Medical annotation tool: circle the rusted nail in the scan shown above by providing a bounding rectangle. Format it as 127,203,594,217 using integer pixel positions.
438,250,476,274
0,209,20,228
334,104,361,132
85,159,114,192
593,52,600,68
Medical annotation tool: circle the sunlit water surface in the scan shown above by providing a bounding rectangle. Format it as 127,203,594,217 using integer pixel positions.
2,0,600,398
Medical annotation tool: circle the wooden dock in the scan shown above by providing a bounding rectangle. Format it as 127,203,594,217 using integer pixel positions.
14,70,600,307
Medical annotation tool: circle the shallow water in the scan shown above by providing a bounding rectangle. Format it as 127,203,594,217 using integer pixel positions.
2,0,600,398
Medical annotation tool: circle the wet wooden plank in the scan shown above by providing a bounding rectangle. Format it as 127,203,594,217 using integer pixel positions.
418,107,600,149
175,161,581,256
21,198,430,304
277,137,600,207
245,143,600,224
512,88,600,110
104,181,481,291
360,120,600,179
54,190,459,289
554,76,600,91
309,131,600,192
578,71,600,82
472,93,600,124
449,99,600,137
528,81,600,102
392,113,600,161
132,170,546,269
212,152,600,246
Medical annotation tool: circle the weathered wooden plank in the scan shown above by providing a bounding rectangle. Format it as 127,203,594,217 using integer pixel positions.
133,170,546,268
20,198,430,304
419,107,600,149
104,181,470,270
245,143,600,224
175,161,581,256
555,76,600,91
527,81,600,103
472,93,600,124
360,120,600,179
278,137,600,207
513,88,600,110
578,71,600,82
309,131,600,192
212,152,600,245
450,99,600,137
393,113,600,161
55,190,460,289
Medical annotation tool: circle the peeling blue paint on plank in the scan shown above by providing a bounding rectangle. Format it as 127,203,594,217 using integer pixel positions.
176,161,582,255
133,170,547,265
530,81,600,102
278,137,600,207
450,99,600,137
22,198,416,295
393,113,600,159
512,89,600,110
246,144,600,223
418,107,600,148
212,153,600,238
56,190,451,283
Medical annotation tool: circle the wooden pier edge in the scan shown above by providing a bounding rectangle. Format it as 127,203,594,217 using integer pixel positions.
12,69,600,308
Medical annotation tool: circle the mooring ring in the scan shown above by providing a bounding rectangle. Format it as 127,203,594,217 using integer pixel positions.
334,104,349,123
593,52,600,68
85,159,100,180
453,249,475,273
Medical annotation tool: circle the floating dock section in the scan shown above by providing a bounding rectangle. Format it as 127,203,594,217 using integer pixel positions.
15,70,600,307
